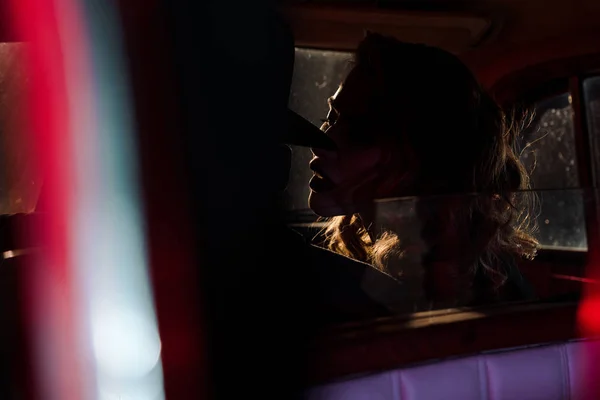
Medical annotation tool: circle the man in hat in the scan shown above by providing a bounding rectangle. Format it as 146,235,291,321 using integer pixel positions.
176,3,402,397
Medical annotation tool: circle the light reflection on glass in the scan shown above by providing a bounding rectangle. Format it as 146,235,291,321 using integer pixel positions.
57,0,166,398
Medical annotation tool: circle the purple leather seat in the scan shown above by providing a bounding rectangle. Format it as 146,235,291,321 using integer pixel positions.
305,339,600,400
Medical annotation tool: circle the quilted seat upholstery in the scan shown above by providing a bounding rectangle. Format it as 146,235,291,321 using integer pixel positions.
305,340,600,400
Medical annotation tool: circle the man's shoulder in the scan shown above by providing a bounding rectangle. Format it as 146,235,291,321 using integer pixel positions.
307,241,403,294
305,243,389,276
285,227,397,281
283,227,404,321
308,242,398,284
306,242,370,267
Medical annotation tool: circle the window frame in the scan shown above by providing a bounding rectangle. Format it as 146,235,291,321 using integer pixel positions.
494,63,600,271
305,301,580,386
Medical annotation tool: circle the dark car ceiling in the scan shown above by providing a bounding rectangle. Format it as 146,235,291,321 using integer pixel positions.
284,0,600,86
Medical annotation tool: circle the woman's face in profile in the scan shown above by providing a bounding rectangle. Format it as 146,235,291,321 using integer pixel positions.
308,67,398,217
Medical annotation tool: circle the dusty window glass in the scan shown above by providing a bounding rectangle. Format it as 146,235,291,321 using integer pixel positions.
0,43,40,214
520,93,586,249
584,77,600,187
285,48,352,213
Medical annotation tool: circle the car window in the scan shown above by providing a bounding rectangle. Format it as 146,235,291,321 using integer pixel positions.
520,93,586,249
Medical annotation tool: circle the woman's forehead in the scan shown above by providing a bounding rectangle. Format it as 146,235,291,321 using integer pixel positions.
330,68,375,115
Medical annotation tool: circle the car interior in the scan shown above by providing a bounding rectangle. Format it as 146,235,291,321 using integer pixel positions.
1,0,600,398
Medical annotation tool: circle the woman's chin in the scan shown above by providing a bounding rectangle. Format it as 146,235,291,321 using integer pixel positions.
308,191,347,217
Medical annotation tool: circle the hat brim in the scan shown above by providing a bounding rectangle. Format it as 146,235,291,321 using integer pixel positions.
285,109,336,150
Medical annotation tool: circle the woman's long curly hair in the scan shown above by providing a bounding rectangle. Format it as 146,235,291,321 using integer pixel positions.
320,33,539,306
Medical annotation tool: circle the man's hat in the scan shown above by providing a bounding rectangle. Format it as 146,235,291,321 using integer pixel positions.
285,109,336,150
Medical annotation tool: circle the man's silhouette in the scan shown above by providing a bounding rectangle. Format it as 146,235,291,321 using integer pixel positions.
167,1,401,397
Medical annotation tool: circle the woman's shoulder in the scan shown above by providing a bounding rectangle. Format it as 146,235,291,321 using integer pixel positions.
472,253,536,304
502,256,537,301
